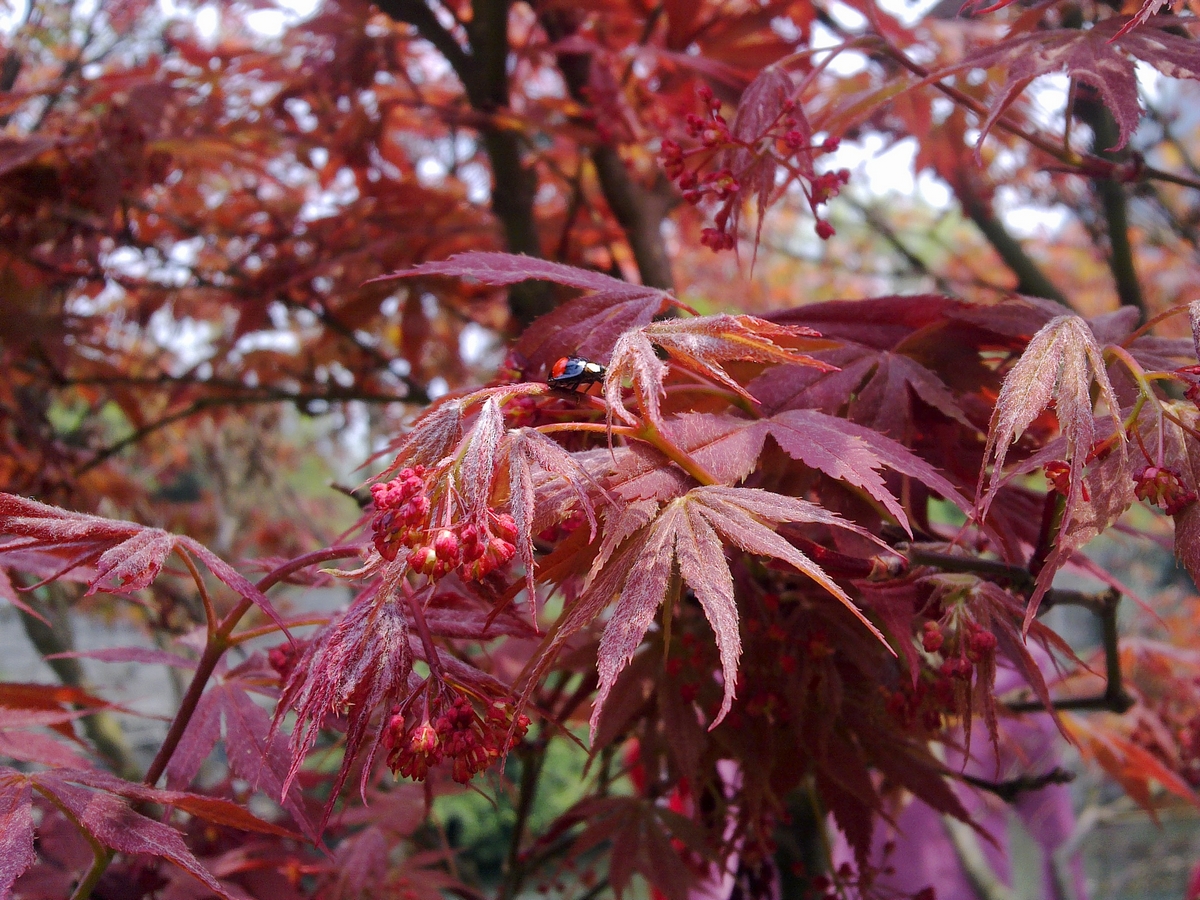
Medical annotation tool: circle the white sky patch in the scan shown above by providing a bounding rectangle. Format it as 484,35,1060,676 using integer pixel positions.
148,308,216,373
994,185,1069,237
459,322,493,365
427,376,449,399
234,330,300,355
461,161,491,204
193,4,218,42
245,0,320,36
417,156,448,187
811,21,868,77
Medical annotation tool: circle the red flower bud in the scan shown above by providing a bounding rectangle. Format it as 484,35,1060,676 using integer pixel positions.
406,545,438,575
433,528,460,561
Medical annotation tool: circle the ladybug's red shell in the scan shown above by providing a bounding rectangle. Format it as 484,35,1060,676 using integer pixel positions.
550,356,580,380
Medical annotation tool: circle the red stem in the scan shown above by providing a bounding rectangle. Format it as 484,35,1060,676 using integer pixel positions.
403,582,445,679
142,545,363,786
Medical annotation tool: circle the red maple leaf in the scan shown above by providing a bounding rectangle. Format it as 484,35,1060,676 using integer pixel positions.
0,766,296,899
0,494,288,633
977,316,1129,623
574,486,890,732
946,18,1200,151
165,655,317,840
604,314,834,428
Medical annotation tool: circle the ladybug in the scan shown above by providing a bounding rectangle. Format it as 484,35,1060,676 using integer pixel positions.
547,355,606,391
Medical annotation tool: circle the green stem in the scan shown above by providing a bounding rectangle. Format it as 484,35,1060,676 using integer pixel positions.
68,850,114,900
638,419,717,486
499,737,547,900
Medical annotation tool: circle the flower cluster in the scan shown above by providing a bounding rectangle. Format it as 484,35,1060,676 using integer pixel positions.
370,468,518,581
887,619,997,732
1175,364,1200,404
1043,460,1091,501
370,466,430,561
405,511,518,582
267,639,309,682
384,691,531,784
659,84,848,251
1134,464,1196,515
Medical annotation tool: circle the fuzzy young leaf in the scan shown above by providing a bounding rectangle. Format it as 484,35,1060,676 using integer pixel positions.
460,397,506,525
0,494,288,633
507,426,604,604
978,316,1121,525
723,67,795,261
272,582,412,822
604,315,832,426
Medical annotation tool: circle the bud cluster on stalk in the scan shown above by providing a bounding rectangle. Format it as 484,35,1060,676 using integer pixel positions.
370,466,519,582
658,84,849,250
384,690,531,784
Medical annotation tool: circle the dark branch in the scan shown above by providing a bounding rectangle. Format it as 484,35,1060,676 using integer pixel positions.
1075,92,1145,317
962,767,1075,803
542,10,675,292
377,0,553,326
956,181,1070,305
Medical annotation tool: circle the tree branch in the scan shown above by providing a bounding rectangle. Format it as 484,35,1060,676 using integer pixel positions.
961,767,1075,803
542,11,676,291
373,0,471,79
955,180,1070,305
72,385,409,477
1075,92,1145,317
378,0,553,326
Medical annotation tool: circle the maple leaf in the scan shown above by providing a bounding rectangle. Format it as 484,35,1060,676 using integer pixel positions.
272,579,412,823
509,285,684,380
564,796,712,900
506,425,604,605
977,315,1125,616
165,658,316,839
722,67,796,260
460,397,507,526
0,708,94,769
1024,429,1134,616
604,315,834,427
0,766,291,899
610,410,974,533
589,485,889,733
769,294,977,349
766,409,975,527
1065,714,1200,816
0,774,34,900
373,251,690,371
0,566,46,623
949,19,1200,151
378,395,464,474
0,494,288,634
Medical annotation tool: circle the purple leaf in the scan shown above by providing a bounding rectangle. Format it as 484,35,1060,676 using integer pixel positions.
0,770,35,898
48,647,196,669
32,771,230,898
